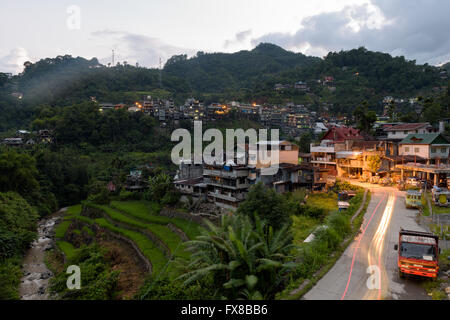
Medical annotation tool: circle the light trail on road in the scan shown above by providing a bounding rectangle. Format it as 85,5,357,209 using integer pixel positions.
366,192,396,300
340,192,387,300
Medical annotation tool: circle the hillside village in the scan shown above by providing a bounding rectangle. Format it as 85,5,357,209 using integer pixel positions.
172,120,450,211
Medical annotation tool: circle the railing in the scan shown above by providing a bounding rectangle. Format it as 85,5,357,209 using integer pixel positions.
203,169,248,178
207,192,244,202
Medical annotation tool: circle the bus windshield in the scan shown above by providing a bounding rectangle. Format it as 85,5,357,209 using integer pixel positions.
400,242,436,261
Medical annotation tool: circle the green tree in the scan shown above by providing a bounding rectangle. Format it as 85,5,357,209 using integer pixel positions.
237,182,292,229
386,101,396,122
145,172,180,206
353,101,377,133
366,155,382,175
298,133,312,153
179,213,296,299
0,192,39,258
0,150,39,196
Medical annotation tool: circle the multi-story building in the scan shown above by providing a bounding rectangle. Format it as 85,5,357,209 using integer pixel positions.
203,163,250,210
399,133,450,165
384,123,435,141
310,140,337,181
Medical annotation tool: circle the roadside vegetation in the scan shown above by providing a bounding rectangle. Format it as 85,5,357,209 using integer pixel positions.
421,249,450,300
277,182,370,300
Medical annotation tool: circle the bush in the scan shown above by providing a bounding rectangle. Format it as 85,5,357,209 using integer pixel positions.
0,257,22,300
138,276,214,300
49,244,120,300
88,187,111,205
0,192,38,258
118,190,141,201
303,206,327,220
314,227,342,251
326,213,351,236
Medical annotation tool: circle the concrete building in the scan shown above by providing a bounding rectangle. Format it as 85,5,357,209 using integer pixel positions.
384,123,435,140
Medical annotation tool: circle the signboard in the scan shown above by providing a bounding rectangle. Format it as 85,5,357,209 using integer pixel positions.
401,235,436,245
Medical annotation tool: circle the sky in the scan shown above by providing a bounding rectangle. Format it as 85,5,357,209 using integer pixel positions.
0,0,449,74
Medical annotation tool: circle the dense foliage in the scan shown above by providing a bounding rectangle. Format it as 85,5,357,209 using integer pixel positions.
49,244,120,300
0,44,447,132
0,192,39,299
179,213,296,300
237,182,293,229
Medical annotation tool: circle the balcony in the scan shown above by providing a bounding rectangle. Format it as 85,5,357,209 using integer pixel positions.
207,191,245,202
310,143,335,154
203,168,248,178
204,178,249,190
311,156,336,165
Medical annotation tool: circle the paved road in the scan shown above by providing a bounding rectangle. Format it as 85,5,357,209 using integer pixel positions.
303,185,431,300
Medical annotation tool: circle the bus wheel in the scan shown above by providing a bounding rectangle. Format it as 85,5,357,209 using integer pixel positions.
398,270,405,279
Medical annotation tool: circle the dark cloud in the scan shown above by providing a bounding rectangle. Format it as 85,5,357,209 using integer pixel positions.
224,30,252,48
91,30,195,67
252,0,450,65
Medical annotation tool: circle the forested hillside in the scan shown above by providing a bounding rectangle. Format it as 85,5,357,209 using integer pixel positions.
0,44,448,131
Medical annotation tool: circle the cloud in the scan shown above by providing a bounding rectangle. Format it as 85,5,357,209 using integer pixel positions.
224,30,252,48
91,30,195,67
0,47,30,74
252,0,450,65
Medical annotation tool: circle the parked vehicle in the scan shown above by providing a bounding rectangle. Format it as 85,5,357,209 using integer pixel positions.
431,187,450,207
381,177,392,186
406,177,420,187
420,180,433,190
394,229,440,279
397,181,406,191
405,190,422,209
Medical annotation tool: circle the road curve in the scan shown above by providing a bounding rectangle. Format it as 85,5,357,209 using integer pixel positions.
303,184,431,300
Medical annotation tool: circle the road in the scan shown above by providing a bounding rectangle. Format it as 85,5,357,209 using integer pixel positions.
303,184,431,300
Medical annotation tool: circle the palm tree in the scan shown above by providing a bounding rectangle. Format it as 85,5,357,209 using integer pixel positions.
177,213,297,300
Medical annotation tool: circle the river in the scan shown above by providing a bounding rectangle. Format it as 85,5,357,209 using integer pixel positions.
19,208,66,300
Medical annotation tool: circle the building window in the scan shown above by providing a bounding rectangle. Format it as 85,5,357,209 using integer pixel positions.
404,131,408,135
441,148,447,153
405,147,410,153
432,148,437,153
414,148,419,153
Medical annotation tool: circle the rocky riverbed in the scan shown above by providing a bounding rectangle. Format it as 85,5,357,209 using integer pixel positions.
19,209,65,300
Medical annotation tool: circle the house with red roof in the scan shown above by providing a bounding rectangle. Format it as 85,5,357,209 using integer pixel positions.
320,126,365,143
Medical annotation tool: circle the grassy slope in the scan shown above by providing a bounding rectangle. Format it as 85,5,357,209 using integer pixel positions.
291,192,339,245
91,204,190,260
110,201,203,240
56,241,76,260
94,217,168,275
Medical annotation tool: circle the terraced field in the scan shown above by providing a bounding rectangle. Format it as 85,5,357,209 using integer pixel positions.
110,201,203,240
90,204,190,259
53,201,204,279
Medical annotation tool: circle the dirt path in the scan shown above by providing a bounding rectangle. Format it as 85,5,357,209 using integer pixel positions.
19,209,66,300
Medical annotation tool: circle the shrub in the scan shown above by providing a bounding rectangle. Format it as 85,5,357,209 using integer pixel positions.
314,227,342,251
303,206,327,220
88,187,111,205
0,257,22,300
138,276,214,300
49,244,120,300
326,213,351,236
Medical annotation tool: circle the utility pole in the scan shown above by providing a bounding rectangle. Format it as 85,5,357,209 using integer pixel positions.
159,58,162,88
112,49,115,67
